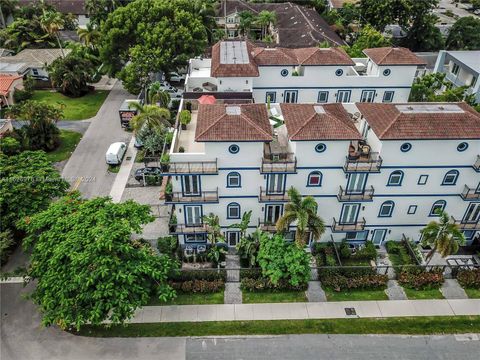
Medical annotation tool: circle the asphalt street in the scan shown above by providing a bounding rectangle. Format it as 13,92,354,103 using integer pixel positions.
60,81,133,198
2,283,480,360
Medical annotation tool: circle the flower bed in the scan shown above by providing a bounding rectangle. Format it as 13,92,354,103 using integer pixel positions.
457,268,480,289
398,269,444,290
168,269,227,294
241,277,307,292
319,273,388,292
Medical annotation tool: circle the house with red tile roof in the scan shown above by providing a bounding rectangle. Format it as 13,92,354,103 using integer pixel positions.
0,74,23,107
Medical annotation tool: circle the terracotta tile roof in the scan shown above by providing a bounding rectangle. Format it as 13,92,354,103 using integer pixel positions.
0,74,22,96
280,103,361,141
195,104,272,142
210,41,259,77
356,102,480,140
253,46,355,66
363,47,427,66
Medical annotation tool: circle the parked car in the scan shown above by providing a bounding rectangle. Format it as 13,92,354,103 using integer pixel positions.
168,72,186,82
105,142,127,165
134,167,162,181
164,87,183,99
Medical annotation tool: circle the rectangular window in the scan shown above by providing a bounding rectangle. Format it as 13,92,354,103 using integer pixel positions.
284,90,298,103
227,204,240,219
360,90,375,103
265,204,282,224
185,234,207,243
182,175,201,196
407,205,417,215
336,90,351,103
346,231,368,242
346,173,367,194
418,175,428,185
265,91,276,103
452,63,460,75
317,91,329,103
184,205,202,226
267,174,285,194
339,203,360,224
383,91,394,103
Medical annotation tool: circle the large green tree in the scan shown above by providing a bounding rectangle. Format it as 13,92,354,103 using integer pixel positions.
0,151,69,232
19,193,176,329
446,16,480,50
98,0,207,94
345,24,391,57
39,9,65,56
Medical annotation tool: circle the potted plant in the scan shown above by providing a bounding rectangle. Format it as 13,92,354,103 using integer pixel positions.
165,181,173,202
168,213,177,233
179,146,185,153
160,153,170,172
179,110,191,130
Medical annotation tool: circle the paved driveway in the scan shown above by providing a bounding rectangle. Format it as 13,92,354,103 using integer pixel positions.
61,81,133,198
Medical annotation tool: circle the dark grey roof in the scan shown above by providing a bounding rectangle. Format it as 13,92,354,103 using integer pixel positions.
17,0,86,15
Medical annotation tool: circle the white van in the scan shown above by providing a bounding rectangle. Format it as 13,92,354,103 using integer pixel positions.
105,142,127,165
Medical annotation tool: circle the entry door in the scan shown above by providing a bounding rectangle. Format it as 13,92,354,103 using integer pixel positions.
372,229,387,246
267,174,285,194
360,90,375,103
227,231,240,247
265,204,282,224
463,203,480,223
340,203,360,224
185,205,202,226
284,90,298,103
183,175,200,196
347,173,367,194
336,90,351,103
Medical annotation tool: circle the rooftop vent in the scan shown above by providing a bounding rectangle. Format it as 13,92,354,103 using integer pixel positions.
226,106,241,115
396,104,464,114
314,105,325,114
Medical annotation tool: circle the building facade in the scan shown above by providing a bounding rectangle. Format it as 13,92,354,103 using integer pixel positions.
165,100,480,249
185,41,427,105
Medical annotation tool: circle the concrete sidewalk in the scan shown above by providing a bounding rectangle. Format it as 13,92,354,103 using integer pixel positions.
128,299,480,323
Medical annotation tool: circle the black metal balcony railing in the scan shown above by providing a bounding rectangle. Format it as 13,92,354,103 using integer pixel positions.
451,216,480,230
259,187,289,202
161,159,218,174
168,223,209,235
258,218,277,232
337,186,374,202
461,185,480,201
261,153,297,173
332,217,366,232
474,155,480,171
165,188,219,203
344,153,382,172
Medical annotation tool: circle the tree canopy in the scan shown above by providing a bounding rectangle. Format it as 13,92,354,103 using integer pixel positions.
98,0,207,94
446,16,480,50
19,193,176,329
344,24,391,58
0,151,69,232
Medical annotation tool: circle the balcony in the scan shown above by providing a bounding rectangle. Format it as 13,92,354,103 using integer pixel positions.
451,216,480,230
259,187,289,202
461,185,480,201
168,223,209,235
344,152,382,172
165,188,219,204
337,186,374,202
332,217,366,232
474,155,480,172
258,218,277,233
261,153,297,173
161,159,218,175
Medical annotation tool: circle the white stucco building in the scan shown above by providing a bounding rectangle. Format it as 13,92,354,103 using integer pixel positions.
165,100,480,249
185,41,427,105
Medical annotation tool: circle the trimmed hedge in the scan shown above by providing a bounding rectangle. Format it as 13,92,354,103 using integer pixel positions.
241,277,307,292
240,268,262,280
320,273,388,291
398,269,444,290
170,279,224,294
169,269,227,282
457,269,480,289
319,266,376,277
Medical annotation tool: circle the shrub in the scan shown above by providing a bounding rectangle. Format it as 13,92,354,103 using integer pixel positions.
352,241,377,261
0,230,15,265
240,268,262,280
170,279,224,293
385,240,401,254
398,269,444,290
0,136,22,155
145,174,162,186
157,236,178,257
241,277,307,292
325,253,337,266
13,89,33,103
457,269,480,289
339,240,351,259
320,273,388,291
169,269,227,282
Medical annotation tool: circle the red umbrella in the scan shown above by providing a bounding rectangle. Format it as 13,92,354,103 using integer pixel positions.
198,95,216,105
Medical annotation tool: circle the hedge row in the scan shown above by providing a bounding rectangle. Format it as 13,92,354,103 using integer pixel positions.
169,279,224,294
241,277,308,292
398,269,444,290
168,269,227,282
457,269,480,289
320,273,388,291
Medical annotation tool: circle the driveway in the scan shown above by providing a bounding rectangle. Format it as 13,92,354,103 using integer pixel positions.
61,81,133,198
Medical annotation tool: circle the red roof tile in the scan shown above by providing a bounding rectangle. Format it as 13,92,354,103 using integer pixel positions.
195,104,272,142
356,102,480,140
253,46,355,66
363,47,427,66
0,74,22,96
280,103,361,141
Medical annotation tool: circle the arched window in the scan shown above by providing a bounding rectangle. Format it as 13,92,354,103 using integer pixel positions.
378,201,395,217
227,202,241,219
226,172,241,188
442,170,459,185
307,171,323,187
387,170,404,186
430,200,446,216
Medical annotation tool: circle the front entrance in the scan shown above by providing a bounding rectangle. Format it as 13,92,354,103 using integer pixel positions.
226,231,240,247
372,229,387,246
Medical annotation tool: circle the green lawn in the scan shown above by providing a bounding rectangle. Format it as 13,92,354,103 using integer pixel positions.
31,90,109,120
324,287,388,301
464,288,480,299
341,258,372,266
243,290,307,303
148,292,224,305
404,288,444,300
45,130,82,162
75,316,480,337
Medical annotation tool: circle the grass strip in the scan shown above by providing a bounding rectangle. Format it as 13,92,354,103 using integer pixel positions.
45,130,82,162
148,292,224,305
464,288,480,299
324,287,389,301
404,288,444,300
75,316,480,337
243,290,307,304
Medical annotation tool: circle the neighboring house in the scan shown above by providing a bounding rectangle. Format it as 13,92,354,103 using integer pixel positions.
0,74,24,107
433,50,480,103
0,119,14,137
166,100,480,248
16,0,89,27
327,0,359,10
216,0,345,47
0,49,70,81
185,40,427,104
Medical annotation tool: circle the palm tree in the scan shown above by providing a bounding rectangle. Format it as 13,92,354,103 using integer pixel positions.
77,23,101,48
421,211,466,264
229,210,252,241
128,103,171,133
147,82,171,107
256,10,276,40
203,213,224,244
39,10,65,56
238,11,254,38
276,187,325,248
193,0,216,43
